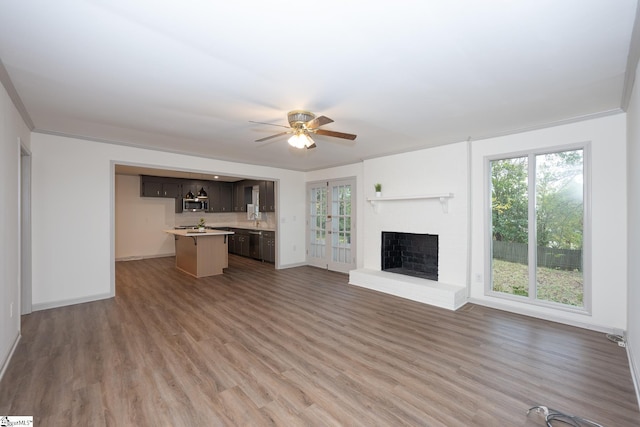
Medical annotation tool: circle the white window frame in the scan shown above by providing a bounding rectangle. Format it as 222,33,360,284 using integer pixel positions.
484,142,592,315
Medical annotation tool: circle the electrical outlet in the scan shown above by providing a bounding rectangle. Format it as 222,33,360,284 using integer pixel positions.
475,273,483,283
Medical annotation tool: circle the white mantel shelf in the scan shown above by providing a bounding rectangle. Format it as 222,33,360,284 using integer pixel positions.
367,193,454,213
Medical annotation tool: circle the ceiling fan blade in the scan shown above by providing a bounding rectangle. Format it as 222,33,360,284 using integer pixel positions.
314,129,357,140
306,115,334,129
255,131,291,142
249,120,291,129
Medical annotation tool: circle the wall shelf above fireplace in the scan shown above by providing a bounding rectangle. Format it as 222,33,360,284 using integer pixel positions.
367,193,454,213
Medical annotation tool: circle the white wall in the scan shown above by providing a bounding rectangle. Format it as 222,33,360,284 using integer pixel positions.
0,82,31,378
115,174,178,259
31,133,307,310
361,142,470,287
626,60,640,399
470,114,627,331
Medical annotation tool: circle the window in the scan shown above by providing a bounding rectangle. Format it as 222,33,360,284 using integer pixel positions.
488,145,589,311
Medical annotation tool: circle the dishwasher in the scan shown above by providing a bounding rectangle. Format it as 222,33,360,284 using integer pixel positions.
249,231,262,260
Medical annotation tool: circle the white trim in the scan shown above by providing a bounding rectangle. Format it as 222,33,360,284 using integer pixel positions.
626,336,640,413
115,253,175,262
20,140,32,315
0,333,21,383
276,261,309,269
32,293,113,312
468,297,615,334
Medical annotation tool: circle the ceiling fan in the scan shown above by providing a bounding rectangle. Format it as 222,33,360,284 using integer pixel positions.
250,110,357,149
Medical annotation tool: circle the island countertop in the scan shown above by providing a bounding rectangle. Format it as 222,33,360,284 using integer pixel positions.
164,229,234,237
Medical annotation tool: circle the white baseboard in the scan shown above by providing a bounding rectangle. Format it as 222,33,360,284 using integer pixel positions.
115,253,174,261
626,337,640,412
277,261,309,270
467,297,619,333
0,332,21,384
32,292,113,312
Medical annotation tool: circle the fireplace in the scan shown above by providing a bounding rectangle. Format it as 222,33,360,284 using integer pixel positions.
381,232,438,281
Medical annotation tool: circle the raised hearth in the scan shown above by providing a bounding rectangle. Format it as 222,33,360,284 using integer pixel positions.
349,269,466,310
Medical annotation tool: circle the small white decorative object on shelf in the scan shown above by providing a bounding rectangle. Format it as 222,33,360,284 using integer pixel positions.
375,191,381,197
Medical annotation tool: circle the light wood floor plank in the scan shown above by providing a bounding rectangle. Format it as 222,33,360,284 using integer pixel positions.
1,254,638,426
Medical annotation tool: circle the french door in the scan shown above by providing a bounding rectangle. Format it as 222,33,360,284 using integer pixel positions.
307,179,356,273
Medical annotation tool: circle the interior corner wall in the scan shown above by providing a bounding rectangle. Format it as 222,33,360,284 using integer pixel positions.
626,60,640,400
470,114,627,331
30,133,307,310
361,142,470,287
0,81,31,379
115,174,176,260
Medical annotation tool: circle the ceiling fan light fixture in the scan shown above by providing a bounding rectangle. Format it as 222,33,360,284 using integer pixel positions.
288,132,313,149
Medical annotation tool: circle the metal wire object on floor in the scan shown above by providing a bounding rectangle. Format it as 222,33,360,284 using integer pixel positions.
527,405,603,427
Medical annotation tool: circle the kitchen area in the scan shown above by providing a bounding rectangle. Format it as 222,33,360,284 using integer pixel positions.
114,166,278,270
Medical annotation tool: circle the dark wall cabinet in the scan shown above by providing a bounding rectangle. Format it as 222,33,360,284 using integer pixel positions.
259,181,275,212
141,175,274,215
232,179,276,212
140,176,182,198
233,182,251,212
207,182,233,213
217,183,233,212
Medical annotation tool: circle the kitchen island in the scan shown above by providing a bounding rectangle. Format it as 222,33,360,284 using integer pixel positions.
164,229,234,278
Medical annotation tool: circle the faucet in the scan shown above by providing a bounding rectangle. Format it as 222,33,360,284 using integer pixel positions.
249,212,260,228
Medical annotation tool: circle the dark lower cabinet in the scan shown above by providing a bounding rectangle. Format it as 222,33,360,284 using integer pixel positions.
229,229,250,257
249,232,261,260
262,232,275,263
228,228,275,263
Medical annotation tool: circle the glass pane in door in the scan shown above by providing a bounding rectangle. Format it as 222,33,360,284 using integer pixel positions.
535,149,584,307
309,185,327,259
490,156,529,297
331,183,352,264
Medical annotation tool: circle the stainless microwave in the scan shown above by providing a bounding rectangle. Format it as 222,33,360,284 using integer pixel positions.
182,198,209,212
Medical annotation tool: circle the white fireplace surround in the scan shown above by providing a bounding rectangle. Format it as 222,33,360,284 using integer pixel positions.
354,142,470,311
349,269,467,310
351,230,466,310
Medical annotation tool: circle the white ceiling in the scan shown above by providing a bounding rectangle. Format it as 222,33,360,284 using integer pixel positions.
0,0,638,171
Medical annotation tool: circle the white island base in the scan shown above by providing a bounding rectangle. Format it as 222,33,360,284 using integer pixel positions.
349,268,467,311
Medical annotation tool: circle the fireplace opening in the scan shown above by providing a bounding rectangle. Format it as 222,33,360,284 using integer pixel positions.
381,232,438,281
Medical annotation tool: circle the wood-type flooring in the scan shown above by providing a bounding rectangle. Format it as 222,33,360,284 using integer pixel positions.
1,255,639,426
